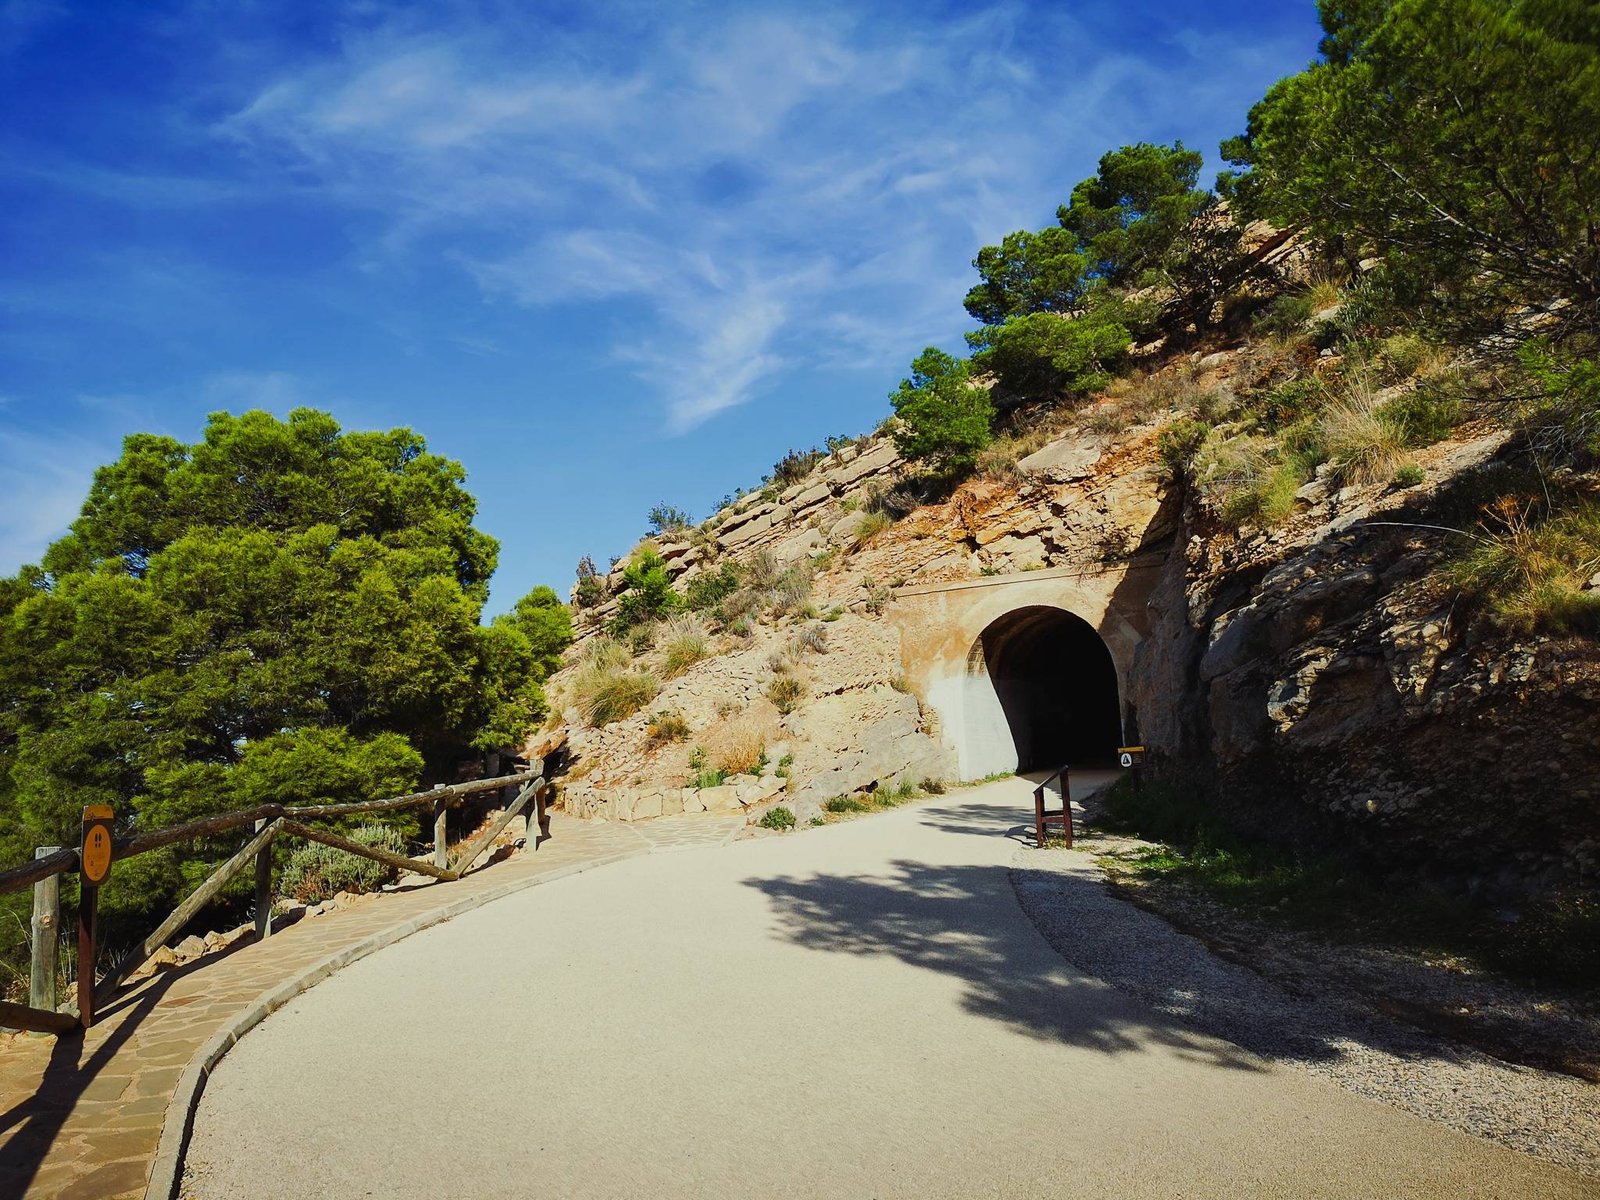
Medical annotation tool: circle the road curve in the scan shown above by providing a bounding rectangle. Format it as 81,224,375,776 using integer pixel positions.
182,778,1591,1199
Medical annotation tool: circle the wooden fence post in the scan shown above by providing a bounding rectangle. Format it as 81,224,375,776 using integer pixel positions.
433,790,449,871
77,882,97,1030
29,848,60,1026
254,817,273,941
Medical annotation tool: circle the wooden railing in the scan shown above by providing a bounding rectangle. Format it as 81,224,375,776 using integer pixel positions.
0,765,550,1036
1032,765,1073,848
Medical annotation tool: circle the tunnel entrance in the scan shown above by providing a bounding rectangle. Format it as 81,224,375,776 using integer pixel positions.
965,606,1122,773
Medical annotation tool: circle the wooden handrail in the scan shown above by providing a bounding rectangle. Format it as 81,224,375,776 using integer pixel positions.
1032,764,1073,848
0,766,545,1035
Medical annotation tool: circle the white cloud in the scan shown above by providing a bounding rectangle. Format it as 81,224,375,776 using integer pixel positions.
0,425,109,570
218,2,1308,431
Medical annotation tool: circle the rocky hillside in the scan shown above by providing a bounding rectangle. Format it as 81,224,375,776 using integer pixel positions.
540,249,1598,892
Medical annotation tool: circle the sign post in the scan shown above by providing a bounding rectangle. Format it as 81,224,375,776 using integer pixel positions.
78,805,114,1029
1117,746,1145,793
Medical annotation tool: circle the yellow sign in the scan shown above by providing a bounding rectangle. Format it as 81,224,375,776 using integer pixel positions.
81,805,115,886
1117,745,1146,769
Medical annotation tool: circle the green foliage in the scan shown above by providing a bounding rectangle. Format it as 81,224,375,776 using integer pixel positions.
0,409,540,929
772,447,824,486
685,560,741,613
966,304,1133,405
758,806,797,831
964,226,1093,325
572,555,606,608
646,504,691,535
645,709,691,746
610,548,683,632
823,795,869,813
888,348,995,474
1222,0,1600,335
571,641,660,726
1487,892,1600,986
1156,418,1211,479
965,141,1218,326
658,617,709,679
1447,496,1600,635
686,746,729,790
279,824,408,905
498,585,573,681
1518,340,1600,461
854,510,895,545
766,675,804,714
1392,464,1426,487
1377,382,1466,448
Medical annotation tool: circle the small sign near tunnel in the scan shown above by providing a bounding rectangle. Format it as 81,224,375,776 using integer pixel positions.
1118,746,1145,769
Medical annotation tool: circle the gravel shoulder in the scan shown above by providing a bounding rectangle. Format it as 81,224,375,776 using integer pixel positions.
1012,841,1600,1178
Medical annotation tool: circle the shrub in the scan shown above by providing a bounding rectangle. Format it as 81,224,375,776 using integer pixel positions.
686,746,727,790
1487,892,1600,987
705,719,767,776
855,510,895,545
773,447,825,486
573,555,606,608
758,806,797,831
1319,383,1408,486
1253,292,1315,337
1156,418,1210,480
280,825,408,905
686,561,741,612
647,503,692,535
610,549,683,632
658,616,709,678
824,795,869,813
572,660,659,726
1392,464,1426,487
767,675,804,714
645,709,691,746
919,777,947,795
887,347,995,474
1379,378,1466,447
770,561,814,617
1447,497,1600,635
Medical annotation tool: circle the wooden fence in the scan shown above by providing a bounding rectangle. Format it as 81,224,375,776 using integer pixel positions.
0,765,549,1036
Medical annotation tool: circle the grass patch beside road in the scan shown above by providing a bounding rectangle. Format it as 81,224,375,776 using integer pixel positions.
1090,770,1600,989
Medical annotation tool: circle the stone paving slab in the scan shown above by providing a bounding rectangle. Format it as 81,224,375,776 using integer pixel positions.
621,813,745,852
0,812,645,1200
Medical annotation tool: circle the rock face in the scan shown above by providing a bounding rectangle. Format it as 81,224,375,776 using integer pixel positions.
550,340,1596,893
1134,482,1600,891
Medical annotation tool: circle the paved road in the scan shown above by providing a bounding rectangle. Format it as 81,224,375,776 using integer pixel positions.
183,778,1592,1199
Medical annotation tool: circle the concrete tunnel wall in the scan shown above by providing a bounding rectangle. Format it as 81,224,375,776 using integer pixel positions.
887,562,1162,781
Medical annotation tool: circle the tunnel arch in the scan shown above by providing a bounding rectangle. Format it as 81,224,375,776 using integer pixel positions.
960,605,1123,776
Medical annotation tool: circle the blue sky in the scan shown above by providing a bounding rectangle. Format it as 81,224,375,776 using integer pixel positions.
0,0,1322,612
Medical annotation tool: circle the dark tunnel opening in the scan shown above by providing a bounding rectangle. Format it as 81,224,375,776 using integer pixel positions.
975,606,1122,770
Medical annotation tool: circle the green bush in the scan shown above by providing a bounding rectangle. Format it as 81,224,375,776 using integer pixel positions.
1252,293,1314,337
766,675,804,714
1378,380,1465,447
1487,892,1600,987
823,795,869,813
572,663,659,726
772,448,824,486
280,824,408,905
1447,497,1600,635
645,709,691,746
1392,464,1426,487
646,503,691,535
888,347,995,474
1156,418,1210,479
658,616,709,679
686,746,729,790
610,549,683,633
686,561,741,612
758,806,797,831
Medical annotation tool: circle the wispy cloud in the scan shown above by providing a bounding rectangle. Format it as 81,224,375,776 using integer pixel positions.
0,424,110,568
219,2,1297,431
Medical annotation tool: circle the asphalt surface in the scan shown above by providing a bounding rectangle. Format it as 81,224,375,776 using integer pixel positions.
183,777,1595,1199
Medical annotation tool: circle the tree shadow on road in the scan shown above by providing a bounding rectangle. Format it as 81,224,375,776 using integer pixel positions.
747,853,1268,1073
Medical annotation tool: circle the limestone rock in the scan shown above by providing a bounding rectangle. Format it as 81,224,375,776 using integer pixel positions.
700,785,743,813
